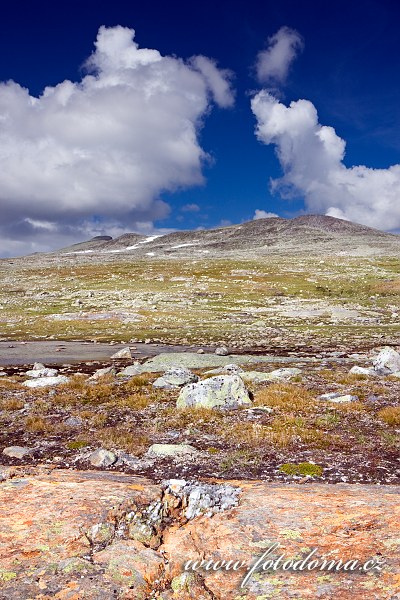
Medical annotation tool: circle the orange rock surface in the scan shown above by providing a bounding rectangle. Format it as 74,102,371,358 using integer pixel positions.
0,466,399,599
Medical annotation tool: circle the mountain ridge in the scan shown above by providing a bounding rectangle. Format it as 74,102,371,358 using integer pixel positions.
52,215,400,258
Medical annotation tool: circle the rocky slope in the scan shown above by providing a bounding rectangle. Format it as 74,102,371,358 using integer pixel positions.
53,215,400,258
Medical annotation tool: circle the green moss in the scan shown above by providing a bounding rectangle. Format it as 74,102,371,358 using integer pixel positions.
279,462,324,477
67,440,88,450
0,570,17,582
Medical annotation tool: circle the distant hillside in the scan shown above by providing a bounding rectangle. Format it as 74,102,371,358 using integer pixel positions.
54,215,400,258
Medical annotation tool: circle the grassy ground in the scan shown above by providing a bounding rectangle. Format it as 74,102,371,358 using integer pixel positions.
0,255,399,349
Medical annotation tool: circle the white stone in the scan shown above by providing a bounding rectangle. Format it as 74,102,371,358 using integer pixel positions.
215,346,229,356
319,392,358,403
32,362,45,370
22,376,69,388
25,368,59,378
349,366,374,376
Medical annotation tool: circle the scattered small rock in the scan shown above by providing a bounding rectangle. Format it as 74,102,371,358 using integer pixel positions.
163,479,241,520
205,363,244,375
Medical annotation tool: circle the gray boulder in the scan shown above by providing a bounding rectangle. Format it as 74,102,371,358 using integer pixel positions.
163,479,240,520
88,448,117,467
215,346,229,356
177,375,252,409
2,446,33,459
349,366,374,376
89,366,116,380
373,347,400,374
153,367,198,389
118,363,141,377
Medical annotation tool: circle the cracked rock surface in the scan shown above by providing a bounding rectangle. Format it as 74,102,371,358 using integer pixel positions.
0,467,399,599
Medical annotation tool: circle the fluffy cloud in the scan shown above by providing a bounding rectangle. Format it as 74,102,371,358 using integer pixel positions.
256,26,303,88
251,91,400,231
0,25,234,256
253,209,279,219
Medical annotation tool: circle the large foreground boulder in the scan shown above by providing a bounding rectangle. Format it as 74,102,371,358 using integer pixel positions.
177,375,252,409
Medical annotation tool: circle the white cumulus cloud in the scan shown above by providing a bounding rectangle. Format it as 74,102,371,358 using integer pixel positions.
256,26,303,88
0,25,234,256
251,91,400,231
253,209,279,219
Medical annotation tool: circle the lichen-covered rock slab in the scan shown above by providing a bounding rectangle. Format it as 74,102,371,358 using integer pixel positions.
177,375,252,409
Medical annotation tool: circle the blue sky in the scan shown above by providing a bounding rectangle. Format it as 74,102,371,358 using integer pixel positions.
1,0,400,256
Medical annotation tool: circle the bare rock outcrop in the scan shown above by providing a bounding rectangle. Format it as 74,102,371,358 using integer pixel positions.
0,467,399,599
